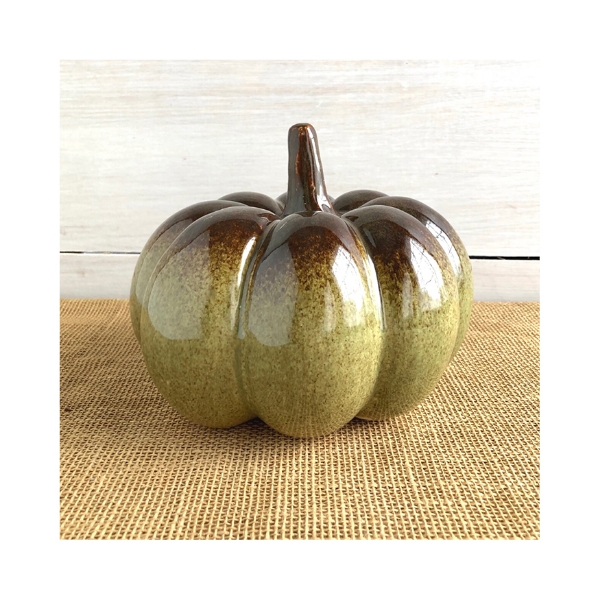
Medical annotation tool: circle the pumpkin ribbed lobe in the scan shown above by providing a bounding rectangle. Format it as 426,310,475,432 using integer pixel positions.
284,123,335,216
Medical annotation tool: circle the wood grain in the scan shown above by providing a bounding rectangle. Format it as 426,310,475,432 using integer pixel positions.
60,254,539,302
60,61,539,256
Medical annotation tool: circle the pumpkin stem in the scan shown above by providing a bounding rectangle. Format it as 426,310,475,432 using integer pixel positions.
284,123,334,215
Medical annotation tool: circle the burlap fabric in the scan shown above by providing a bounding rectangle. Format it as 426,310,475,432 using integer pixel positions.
60,300,539,540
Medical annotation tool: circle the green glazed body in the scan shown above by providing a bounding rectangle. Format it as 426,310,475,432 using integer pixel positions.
131,124,473,438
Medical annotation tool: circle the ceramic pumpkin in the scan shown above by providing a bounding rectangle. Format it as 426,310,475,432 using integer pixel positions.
130,124,473,438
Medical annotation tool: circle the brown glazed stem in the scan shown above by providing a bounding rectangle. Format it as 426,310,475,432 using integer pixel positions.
284,123,334,215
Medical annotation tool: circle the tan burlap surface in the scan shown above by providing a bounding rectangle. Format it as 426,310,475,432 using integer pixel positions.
60,300,539,540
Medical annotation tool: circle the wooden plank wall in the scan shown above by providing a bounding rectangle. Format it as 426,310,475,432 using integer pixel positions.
60,60,539,301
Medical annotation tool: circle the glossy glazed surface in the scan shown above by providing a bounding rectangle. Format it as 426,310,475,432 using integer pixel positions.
344,206,459,419
140,207,277,428
347,195,473,357
132,123,473,437
130,194,284,342
332,189,388,214
238,211,384,437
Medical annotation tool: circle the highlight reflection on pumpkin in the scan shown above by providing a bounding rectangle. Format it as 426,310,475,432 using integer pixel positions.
130,123,473,438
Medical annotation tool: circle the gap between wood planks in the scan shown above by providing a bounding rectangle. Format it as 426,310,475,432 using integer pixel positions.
60,251,540,260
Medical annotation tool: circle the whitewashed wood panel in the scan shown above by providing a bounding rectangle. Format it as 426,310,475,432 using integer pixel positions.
61,254,137,300
60,254,539,302
470,259,539,301
60,60,539,256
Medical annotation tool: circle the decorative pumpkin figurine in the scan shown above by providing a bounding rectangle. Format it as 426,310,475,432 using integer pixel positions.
130,123,473,438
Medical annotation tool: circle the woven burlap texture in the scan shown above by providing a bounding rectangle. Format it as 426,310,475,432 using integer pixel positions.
60,300,539,540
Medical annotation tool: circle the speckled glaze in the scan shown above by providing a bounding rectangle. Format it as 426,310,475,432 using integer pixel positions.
131,123,473,438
